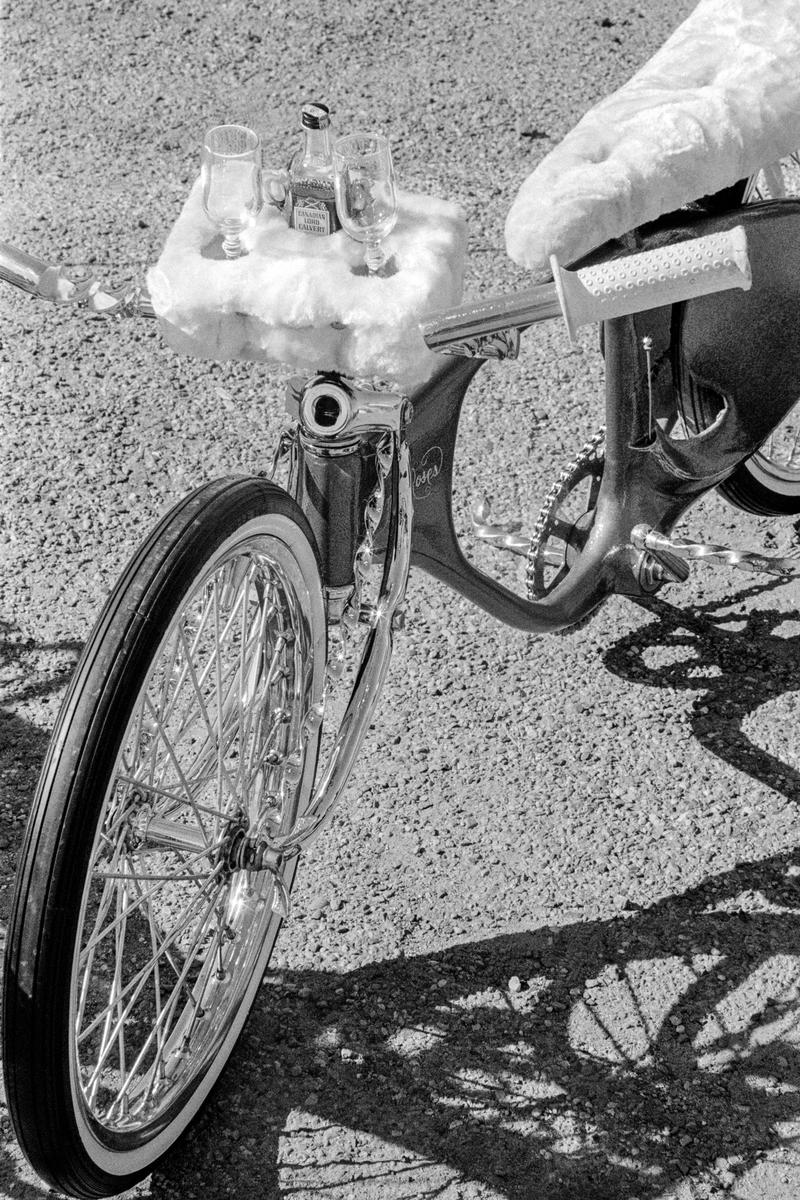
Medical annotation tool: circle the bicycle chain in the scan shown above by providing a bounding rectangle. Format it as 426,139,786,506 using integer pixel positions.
525,427,606,600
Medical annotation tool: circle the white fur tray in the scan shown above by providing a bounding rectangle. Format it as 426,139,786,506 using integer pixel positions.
146,179,467,389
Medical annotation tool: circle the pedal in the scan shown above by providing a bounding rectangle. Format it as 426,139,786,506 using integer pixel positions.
639,543,691,584
631,525,800,578
472,498,530,556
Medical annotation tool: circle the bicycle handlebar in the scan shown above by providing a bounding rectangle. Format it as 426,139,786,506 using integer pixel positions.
0,225,751,353
0,241,154,318
421,225,752,351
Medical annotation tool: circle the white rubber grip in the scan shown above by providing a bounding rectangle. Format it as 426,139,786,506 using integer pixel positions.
551,225,751,342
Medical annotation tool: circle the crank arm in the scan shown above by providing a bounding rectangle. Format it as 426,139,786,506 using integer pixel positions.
632,525,800,577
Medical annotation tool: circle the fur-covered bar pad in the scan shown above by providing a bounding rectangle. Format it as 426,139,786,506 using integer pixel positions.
147,178,466,389
505,0,800,278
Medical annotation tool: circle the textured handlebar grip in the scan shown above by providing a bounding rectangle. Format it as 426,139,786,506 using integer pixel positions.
551,225,751,342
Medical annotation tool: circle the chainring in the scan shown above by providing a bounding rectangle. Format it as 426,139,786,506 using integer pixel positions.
525,429,606,600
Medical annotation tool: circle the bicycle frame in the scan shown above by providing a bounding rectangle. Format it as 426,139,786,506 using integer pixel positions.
1,201,798,859
288,199,800,641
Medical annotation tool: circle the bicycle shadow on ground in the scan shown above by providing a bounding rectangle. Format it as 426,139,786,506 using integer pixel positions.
0,621,82,828
151,850,800,1200
2,616,800,1198
0,623,83,1198
603,586,800,804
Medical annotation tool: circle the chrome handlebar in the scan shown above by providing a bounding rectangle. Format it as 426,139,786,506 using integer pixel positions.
0,241,154,318
1,225,752,354
422,225,752,354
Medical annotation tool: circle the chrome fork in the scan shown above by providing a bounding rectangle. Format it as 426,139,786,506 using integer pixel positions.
272,376,414,864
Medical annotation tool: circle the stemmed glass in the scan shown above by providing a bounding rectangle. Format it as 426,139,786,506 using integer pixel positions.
201,125,262,259
333,133,398,275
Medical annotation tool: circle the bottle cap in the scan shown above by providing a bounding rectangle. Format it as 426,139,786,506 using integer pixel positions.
301,102,331,130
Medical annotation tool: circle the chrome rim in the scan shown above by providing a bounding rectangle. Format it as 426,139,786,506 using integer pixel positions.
70,530,321,1138
743,150,800,203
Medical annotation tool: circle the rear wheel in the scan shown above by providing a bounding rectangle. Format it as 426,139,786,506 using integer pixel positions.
716,409,800,515
2,477,326,1198
716,151,800,514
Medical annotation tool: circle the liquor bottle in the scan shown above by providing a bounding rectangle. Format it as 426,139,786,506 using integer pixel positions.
286,102,341,236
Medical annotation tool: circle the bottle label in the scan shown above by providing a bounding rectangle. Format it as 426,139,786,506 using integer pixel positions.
289,180,341,235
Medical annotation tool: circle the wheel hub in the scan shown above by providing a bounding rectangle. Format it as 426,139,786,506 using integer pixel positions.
224,826,283,875
131,799,284,878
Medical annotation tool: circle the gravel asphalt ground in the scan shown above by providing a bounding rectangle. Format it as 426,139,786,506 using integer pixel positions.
2,2,800,1198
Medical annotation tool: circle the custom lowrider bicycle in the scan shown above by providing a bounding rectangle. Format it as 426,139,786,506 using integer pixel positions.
1,157,799,1197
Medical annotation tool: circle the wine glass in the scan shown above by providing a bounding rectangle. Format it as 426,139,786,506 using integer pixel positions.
333,133,398,275
201,125,262,259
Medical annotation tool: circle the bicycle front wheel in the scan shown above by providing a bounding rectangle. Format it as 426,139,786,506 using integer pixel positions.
2,477,326,1199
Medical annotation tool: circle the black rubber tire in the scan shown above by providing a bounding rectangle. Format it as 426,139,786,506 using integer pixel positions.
675,329,800,516
703,167,800,515
681,380,800,515
716,447,800,516
2,477,326,1199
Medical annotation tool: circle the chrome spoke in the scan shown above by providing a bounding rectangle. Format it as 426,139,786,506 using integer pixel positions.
78,863,225,1051
235,586,276,803
80,898,223,1116
77,823,132,1035
234,568,252,808
176,620,239,803
81,842,227,960
753,400,800,476
142,693,216,842
98,894,222,1117
213,573,226,822
86,874,132,1109
113,773,224,821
